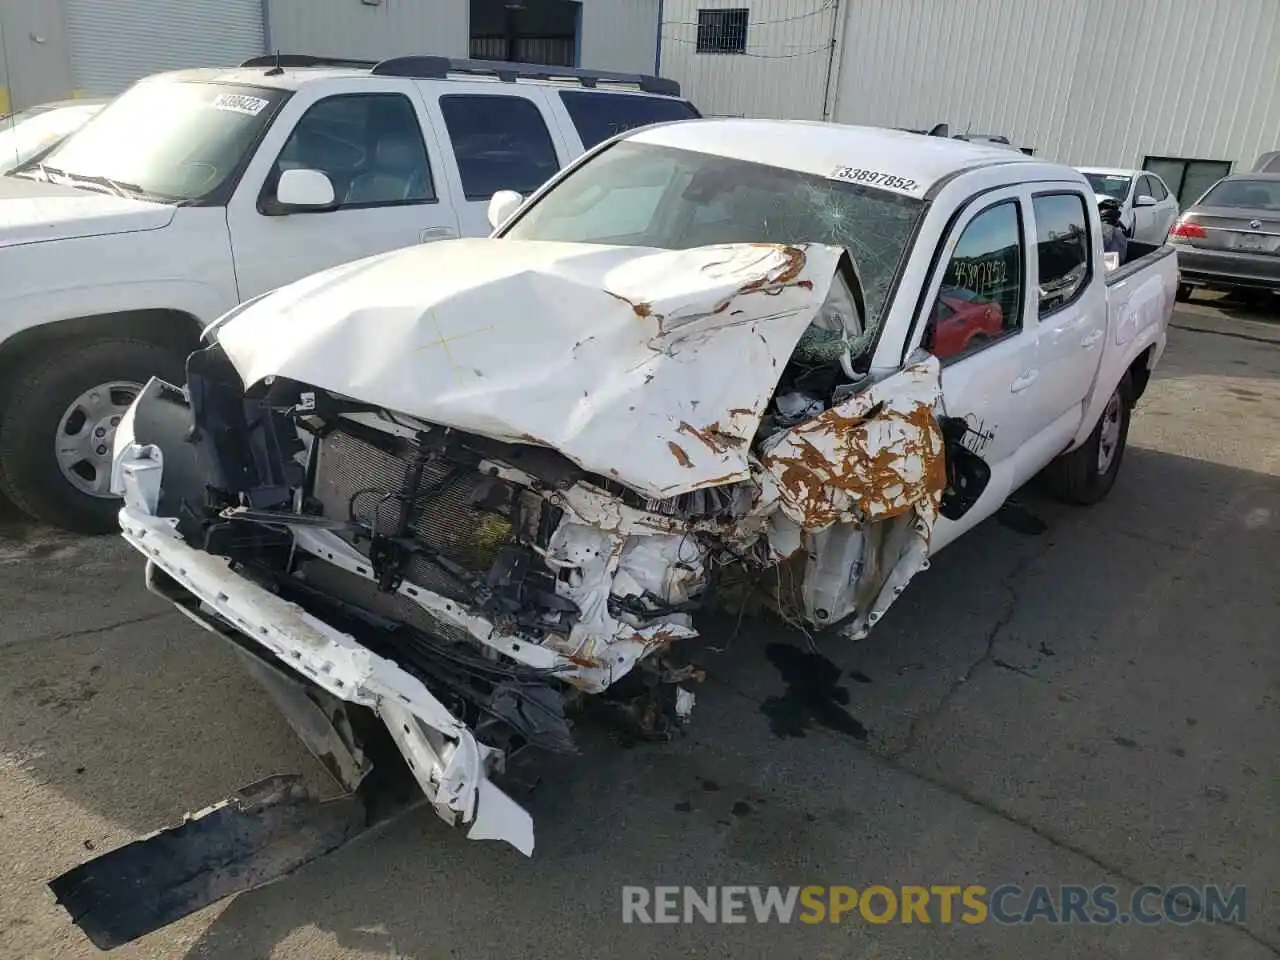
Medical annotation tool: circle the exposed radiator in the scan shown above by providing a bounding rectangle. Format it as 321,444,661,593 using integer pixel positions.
311,422,520,601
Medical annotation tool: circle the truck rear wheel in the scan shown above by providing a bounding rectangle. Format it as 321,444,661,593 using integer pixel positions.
1041,375,1132,506
0,339,186,534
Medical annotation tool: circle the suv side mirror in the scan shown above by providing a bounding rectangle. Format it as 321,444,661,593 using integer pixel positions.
1134,194,1157,207
487,190,524,231
269,168,336,214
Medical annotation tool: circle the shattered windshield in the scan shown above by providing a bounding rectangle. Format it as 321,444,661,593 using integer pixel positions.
504,141,925,333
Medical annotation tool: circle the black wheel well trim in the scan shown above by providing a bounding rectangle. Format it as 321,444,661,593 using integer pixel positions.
0,309,204,378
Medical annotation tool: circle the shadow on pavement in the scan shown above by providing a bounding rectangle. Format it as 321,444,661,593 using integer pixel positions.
158,446,1279,960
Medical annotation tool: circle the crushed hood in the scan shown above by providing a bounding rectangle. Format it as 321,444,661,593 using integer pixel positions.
0,175,175,249
216,238,845,499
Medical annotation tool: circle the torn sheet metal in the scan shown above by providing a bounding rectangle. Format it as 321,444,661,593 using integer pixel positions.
753,358,946,633
48,775,366,951
214,238,844,499
757,358,947,531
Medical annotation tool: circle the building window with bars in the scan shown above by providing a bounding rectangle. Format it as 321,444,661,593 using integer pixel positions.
696,8,749,54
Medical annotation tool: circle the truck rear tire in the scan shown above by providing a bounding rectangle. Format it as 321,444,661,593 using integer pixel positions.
0,339,186,534
1175,283,1193,302
1042,375,1132,506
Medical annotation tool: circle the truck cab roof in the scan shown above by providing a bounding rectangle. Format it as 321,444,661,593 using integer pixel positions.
627,118,1046,200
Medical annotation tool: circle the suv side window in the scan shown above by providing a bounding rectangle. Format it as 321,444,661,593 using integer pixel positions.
1147,175,1169,201
438,94,560,200
923,199,1024,362
1032,193,1091,314
558,90,699,149
272,93,435,207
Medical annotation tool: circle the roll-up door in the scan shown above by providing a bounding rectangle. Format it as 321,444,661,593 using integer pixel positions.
64,0,265,96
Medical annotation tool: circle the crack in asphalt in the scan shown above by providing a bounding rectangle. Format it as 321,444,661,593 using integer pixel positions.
881,755,1280,956
886,539,1052,761
709,661,1280,954
1,609,181,651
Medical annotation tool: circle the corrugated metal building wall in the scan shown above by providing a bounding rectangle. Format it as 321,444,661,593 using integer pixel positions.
662,0,1280,176
659,0,836,118
830,0,1280,175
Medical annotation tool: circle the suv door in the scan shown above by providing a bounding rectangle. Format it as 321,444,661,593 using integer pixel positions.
226,85,460,299
911,189,1041,551
421,84,571,237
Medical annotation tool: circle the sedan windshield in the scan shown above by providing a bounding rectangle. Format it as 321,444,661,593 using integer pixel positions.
504,141,925,329
1198,178,1280,211
1083,172,1132,201
14,80,286,202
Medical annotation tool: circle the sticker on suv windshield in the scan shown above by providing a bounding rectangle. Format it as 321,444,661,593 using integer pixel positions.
829,166,921,194
211,93,270,116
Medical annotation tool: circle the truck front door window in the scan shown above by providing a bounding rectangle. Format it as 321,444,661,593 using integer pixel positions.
1033,193,1091,314
923,199,1024,362
270,93,436,208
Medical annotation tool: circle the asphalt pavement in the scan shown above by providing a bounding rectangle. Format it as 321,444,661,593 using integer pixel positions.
1,301,1277,960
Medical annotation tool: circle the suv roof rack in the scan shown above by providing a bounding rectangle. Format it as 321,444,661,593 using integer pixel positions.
239,54,378,69
369,56,681,96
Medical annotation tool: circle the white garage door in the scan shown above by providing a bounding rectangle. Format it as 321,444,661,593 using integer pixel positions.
65,0,265,96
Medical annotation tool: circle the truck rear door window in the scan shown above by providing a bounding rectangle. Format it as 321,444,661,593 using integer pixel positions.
1032,193,1091,314
438,94,560,200
558,91,699,149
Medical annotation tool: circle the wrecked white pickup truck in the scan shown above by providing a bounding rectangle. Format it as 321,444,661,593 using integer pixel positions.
51,120,1175,948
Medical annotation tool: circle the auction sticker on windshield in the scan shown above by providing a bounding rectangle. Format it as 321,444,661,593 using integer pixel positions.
829,166,921,196
211,93,270,116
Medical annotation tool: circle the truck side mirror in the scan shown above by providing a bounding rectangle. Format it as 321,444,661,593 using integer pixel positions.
267,168,336,214
488,190,524,231
1134,194,1157,208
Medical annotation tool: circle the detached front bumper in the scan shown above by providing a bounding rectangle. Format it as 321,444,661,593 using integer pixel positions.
116,502,535,854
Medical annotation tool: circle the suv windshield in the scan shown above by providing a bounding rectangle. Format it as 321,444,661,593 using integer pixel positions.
1083,172,1132,201
14,80,286,202
504,141,925,328
1199,178,1280,211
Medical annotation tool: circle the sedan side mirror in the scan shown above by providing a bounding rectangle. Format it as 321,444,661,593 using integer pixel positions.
269,168,336,214
487,189,524,231
1134,194,1157,207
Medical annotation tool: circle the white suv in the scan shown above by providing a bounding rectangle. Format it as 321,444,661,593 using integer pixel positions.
0,54,698,532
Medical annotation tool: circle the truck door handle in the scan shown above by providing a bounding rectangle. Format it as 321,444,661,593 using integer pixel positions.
1081,329,1103,348
1010,369,1039,393
420,227,455,242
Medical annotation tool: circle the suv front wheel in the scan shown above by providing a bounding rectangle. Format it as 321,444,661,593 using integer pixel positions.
0,338,186,534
